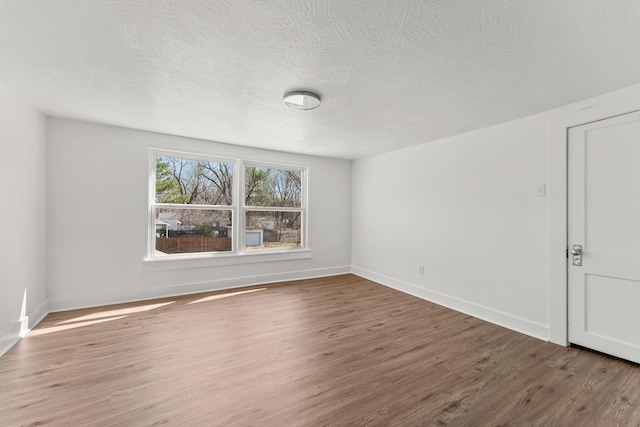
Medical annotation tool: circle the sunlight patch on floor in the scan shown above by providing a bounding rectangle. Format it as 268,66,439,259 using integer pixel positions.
188,288,266,304
55,302,175,325
28,316,128,337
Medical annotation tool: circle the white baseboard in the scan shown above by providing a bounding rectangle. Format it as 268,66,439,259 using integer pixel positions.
48,266,351,312
351,266,549,342
0,299,49,357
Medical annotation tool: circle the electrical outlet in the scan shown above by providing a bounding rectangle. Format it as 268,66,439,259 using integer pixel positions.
418,265,424,275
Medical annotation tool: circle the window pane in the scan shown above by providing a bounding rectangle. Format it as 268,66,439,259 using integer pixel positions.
245,211,301,250
156,156,233,205
245,166,301,208
155,208,232,255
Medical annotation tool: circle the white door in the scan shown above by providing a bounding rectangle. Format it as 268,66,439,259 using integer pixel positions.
568,110,640,364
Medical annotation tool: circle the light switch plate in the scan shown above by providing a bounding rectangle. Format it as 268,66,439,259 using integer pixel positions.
535,184,546,197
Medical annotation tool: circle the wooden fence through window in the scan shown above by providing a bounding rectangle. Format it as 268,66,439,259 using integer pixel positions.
156,236,232,254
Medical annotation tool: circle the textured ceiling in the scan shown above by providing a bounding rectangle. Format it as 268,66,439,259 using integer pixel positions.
1,1,640,159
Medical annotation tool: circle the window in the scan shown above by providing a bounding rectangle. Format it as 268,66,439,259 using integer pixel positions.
149,150,307,260
152,153,234,257
244,165,303,250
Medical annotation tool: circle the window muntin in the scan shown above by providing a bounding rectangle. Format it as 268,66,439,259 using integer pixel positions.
150,151,306,259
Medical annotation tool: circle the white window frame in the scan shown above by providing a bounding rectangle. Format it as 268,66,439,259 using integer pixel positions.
145,149,310,268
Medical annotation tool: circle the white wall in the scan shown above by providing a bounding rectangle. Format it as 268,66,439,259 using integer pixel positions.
352,84,640,341
46,118,352,311
0,82,48,356
5,78,640,355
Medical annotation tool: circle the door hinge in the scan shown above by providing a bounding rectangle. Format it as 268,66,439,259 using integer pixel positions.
566,248,569,259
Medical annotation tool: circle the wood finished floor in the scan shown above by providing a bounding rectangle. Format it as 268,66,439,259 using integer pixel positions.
1,274,640,426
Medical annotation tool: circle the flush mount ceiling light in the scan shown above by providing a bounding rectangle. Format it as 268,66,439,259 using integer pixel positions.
283,91,321,110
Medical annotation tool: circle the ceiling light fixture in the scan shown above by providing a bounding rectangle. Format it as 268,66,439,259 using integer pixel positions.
283,91,321,110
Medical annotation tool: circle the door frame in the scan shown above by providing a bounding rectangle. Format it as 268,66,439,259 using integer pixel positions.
549,93,640,345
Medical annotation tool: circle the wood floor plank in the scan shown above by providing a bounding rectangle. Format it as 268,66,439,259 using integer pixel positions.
1,274,639,426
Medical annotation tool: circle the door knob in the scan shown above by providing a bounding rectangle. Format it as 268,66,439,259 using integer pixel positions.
571,245,583,266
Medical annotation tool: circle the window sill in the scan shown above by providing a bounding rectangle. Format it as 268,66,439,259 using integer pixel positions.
141,249,312,271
